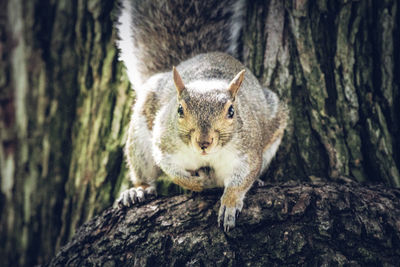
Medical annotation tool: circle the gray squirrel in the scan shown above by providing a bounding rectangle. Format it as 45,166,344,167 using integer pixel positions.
116,0,288,231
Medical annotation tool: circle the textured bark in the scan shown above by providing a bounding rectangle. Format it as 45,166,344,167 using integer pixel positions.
243,0,400,186
0,1,131,266
0,0,399,266
47,182,400,266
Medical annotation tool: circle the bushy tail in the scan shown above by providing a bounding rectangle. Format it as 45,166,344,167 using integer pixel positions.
116,0,245,87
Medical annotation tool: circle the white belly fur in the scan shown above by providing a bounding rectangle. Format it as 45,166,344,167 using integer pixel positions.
166,143,243,187
261,138,282,174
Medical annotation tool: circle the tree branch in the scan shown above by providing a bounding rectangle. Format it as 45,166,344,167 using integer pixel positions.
47,182,400,266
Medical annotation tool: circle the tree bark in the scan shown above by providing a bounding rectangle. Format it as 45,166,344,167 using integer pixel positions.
0,1,131,266
243,0,400,186
47,181,400,266
0,0,399,266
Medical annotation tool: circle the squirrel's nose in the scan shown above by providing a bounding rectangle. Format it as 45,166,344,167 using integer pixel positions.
199,142,210,150
198,138,213,150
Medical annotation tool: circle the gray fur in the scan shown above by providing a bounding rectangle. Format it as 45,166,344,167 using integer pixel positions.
116,0,288,232
118,0,245,83
154,52,281,154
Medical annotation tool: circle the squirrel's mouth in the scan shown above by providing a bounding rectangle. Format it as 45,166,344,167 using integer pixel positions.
191,132,219,155
199,146,219,156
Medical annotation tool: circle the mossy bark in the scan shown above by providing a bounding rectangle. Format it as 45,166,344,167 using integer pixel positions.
0,1,131,266
0,0,399,266
243,0,400,186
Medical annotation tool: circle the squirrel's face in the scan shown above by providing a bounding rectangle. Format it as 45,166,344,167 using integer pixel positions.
172,67,245,155
176,93,236,155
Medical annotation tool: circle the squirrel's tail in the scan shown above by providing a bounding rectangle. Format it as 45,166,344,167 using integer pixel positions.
116,0,245,87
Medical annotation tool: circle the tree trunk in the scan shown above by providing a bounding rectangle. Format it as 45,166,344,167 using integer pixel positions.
0,1,131,266
0,0,399,266
243,0,400,186
47,182,400,266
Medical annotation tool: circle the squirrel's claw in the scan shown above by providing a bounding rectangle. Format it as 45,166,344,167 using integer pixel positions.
218,206,225,227
218,205,240,232
117,186,156,208
218,194,245,232
118,188,136,208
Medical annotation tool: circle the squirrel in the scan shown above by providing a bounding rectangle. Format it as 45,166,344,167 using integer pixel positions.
115,0,288,232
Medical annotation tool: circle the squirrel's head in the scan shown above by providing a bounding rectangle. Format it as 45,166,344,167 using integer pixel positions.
172,67,245,155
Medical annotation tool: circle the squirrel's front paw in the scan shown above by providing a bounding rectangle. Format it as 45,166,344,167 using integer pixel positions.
117,186,156,208
188,167,215,189
218,196,244,232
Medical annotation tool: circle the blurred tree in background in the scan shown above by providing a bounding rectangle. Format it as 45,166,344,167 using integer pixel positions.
0,0,399,265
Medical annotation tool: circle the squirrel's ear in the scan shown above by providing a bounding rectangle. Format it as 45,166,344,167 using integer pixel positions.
228,69,245,99
173,66,185,96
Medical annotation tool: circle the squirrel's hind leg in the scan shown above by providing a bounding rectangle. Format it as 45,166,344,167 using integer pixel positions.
117,111,161,208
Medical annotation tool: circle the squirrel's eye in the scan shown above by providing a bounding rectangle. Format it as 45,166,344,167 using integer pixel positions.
227,105,234,118
177,104,184,118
